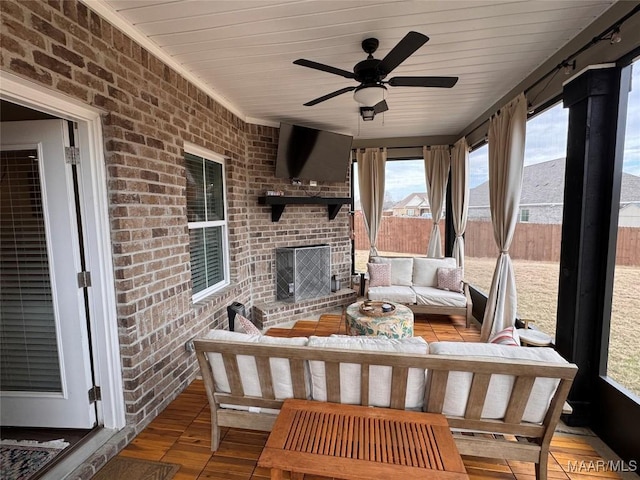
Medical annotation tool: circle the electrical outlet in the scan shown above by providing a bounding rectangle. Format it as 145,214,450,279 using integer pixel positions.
309,180,317,186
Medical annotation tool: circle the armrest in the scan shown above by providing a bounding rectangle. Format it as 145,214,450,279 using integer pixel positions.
462,281,471,302
363,277,370,298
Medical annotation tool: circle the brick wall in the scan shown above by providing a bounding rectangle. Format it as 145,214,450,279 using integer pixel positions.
245,124,355,327
0,0,352,448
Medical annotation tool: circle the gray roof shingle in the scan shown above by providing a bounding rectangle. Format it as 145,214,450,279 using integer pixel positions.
469,158,640,207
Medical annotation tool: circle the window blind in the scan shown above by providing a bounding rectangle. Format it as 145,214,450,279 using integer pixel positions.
0,150,62,392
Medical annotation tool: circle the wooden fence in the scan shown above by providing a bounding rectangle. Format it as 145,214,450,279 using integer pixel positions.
353,212,640,266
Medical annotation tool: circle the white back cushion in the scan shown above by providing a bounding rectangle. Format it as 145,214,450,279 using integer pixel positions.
307,335,428,409
412,257,457,287
372,257,414,286
428,342,568,423
204,329,309,399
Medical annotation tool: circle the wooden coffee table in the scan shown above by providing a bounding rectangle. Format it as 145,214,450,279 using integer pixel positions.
258,399,468,480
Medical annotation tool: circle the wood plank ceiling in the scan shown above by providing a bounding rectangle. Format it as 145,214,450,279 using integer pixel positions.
100,0,616,139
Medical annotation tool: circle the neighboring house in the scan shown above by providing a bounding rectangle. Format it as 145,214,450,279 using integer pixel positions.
392,192,429,217
468,157,640,224
619,203,640,227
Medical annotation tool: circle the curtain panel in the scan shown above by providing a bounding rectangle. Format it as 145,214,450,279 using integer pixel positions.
423,145,451,258
481,93,527,342
357,148,387,258
451,137,470,270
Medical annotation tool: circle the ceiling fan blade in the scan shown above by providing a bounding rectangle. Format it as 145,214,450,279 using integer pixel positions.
294,59,355,79
388,76,459,88
303,86,357,106
373,100,388,114
378,31,429,74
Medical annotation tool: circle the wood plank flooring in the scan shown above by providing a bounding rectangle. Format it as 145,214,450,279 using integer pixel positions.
115,314,622,480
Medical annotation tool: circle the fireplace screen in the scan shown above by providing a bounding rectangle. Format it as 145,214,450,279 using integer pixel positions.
276,245,331,302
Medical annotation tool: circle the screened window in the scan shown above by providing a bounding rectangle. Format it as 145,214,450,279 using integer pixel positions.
608,60,640,397
353,159,427,273
466,103,568,339
185,148,229,300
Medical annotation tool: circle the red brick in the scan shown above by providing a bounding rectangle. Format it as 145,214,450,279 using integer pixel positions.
1,0,24,21
2,16,46,49
87,61,113,82
56,77,88,100
0,34,25,56
30,14,65,44
9,58,52,85
33,50,71,77
52,43,84,67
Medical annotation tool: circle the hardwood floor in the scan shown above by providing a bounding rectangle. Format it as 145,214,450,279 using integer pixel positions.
115,314,622,480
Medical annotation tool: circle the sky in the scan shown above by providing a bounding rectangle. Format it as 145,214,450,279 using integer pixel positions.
354,62,640,203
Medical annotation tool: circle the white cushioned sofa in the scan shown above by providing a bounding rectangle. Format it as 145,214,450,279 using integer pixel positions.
366,256,473,326
195,329,577,480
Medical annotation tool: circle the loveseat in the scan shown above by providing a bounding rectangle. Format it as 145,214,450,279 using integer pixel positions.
365,256,473,326
194,330,577,480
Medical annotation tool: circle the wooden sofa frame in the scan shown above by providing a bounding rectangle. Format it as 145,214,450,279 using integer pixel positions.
194,338,577,480
364,279,474,327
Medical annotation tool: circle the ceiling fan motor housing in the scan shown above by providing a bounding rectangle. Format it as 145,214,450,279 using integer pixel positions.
354,58,386,83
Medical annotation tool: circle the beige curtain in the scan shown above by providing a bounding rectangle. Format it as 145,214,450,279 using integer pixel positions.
451,137,469,270
423,145,450,258
357,148,387,258
481,93,527,342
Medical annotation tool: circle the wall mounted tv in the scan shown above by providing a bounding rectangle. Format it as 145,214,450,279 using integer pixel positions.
275,123,353,182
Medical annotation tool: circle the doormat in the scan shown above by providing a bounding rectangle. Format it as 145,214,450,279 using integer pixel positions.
0,438,69,480
93,457,180,480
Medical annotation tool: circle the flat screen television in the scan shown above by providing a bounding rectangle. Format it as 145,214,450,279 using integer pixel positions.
275,123,353,182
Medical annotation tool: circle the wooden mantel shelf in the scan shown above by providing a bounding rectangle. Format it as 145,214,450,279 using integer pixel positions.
258,196,351,221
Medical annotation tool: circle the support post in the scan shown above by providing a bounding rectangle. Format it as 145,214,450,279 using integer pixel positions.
556,65,622,426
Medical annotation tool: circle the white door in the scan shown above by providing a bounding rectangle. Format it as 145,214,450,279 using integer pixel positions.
0,119,96,428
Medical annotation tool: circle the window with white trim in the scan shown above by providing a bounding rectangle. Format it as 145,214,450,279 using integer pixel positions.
185,146,229,300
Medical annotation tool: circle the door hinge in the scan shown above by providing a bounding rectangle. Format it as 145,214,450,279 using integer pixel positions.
77,271,92,288
65,146,80,165
88,386,101,403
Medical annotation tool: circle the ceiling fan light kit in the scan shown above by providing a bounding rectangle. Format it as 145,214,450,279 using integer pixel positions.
353,85,386,105
294,31,458,115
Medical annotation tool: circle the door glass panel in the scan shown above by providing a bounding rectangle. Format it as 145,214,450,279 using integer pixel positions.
608,61,640,398
0,149,62,392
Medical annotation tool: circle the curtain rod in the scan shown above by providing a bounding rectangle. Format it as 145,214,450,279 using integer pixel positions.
465,5,640,145
525,4,639,98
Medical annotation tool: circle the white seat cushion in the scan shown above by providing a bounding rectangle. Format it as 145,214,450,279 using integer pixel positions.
412,257,457,287
412,286,466,308
371,257,414,286
307,335,428,409
204,329,309,399
428,342,568,423
368,285,416,303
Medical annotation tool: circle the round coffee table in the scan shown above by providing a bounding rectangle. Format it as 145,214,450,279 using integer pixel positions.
345,301,414,338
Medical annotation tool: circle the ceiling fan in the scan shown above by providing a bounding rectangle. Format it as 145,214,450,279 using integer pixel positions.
294,31,458,120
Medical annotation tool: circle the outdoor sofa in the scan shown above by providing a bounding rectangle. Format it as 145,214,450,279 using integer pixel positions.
194,330,577,480
365,256,473,327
